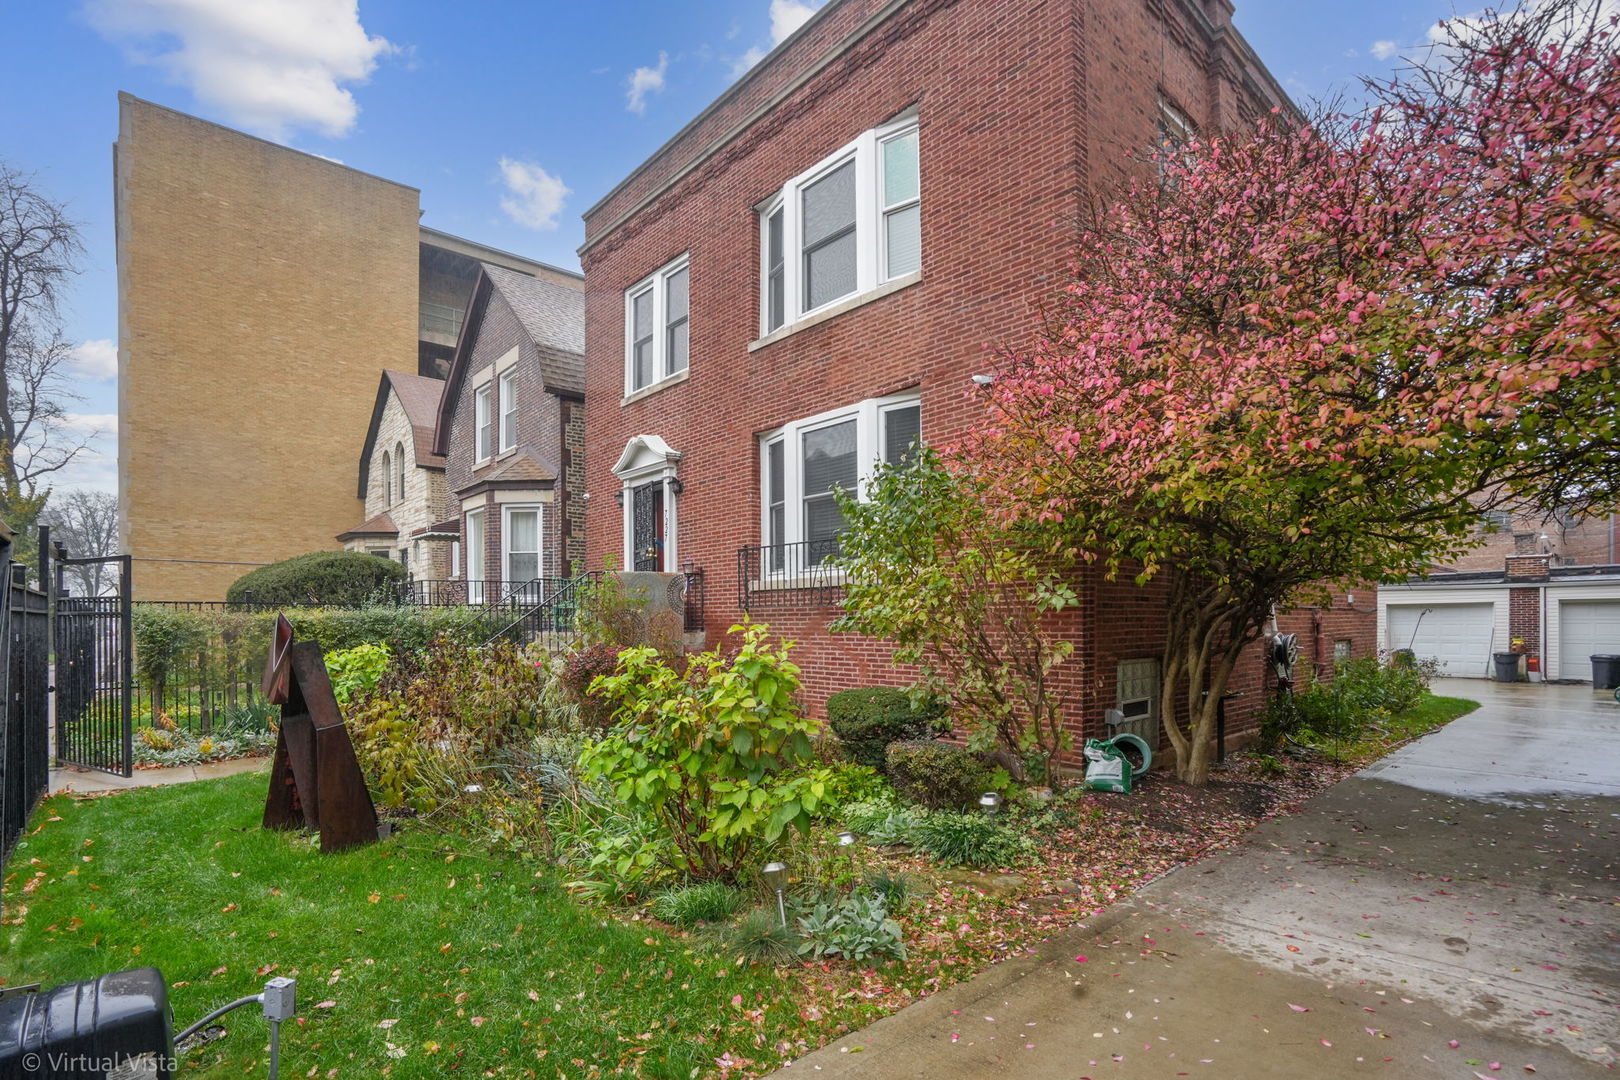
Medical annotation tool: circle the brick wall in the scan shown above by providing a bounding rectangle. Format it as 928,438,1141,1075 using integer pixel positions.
581,0,1299,753
116,94,420,600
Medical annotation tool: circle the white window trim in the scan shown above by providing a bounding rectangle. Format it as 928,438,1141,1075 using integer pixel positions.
623,253,691,398
473,382,493,463
759,113,919,337
498,369,518,454
465,508,486,604
501,503,543,585
758,391,921,561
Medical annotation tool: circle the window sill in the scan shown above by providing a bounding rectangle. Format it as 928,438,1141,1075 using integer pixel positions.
749,568,848,592
748,271,922,352
622,368,690,406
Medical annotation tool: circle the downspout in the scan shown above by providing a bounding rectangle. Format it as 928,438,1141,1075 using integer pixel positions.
1540,581,1549,683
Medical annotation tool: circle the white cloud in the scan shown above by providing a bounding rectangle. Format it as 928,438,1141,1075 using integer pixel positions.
497,158,570,231
731,45,767,77
84,0,394,141
61,413,118,437
1428,0,1620,49
769,0,820,44
625,52,669,114
1370,39,1399,60
69,339,118,382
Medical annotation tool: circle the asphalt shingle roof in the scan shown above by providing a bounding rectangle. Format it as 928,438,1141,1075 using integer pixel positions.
483,264,585,396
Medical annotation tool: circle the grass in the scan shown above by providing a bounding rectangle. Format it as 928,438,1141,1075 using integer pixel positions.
1300,692,1479,766
0,771,800,1079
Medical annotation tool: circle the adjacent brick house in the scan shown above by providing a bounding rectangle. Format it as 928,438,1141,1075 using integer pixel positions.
434,265,586,604
580,0,1369,746
338,371,451,580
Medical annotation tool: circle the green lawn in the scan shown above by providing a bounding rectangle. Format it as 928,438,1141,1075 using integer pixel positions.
1,772,798,1078
1303,692,1479,766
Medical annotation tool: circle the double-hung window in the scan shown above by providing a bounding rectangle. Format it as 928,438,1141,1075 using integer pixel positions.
760,393,921,570
759,113,920,336
465,508,486,603
503,505,541,598
624,254,690,395
499,369,518,453
474,383,493,461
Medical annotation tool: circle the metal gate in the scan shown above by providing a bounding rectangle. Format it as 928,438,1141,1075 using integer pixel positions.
53,554,134,777
2,531,50,871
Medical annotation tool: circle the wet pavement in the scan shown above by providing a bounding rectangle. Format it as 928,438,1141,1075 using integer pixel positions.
773,680,1620,1078
48,755,269,794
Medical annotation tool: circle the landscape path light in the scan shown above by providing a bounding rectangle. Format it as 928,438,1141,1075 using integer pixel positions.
978,791,1003,816
762,861,789,927
835,831,856,846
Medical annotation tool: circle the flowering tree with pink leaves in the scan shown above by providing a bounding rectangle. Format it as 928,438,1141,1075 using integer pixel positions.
963,0,1619,785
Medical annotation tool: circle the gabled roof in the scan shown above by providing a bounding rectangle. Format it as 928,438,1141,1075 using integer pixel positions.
336,511,398,542
432,264,586,455
358,370,447,498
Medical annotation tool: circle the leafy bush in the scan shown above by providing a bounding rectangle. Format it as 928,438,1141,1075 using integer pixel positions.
583,624,834,881
325,642,391,708
649,882,744,926
557,641,622,730
795,889,906,963
1261,654,1437,747
910,812,1035,869
133,703,276,768
884,739,994,810
550,782,678,901
840,796,924,846
825,687,946,771
225,550,406,605
816,761,891,813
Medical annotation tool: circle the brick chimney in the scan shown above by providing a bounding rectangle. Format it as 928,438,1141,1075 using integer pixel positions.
1505,554,1552,581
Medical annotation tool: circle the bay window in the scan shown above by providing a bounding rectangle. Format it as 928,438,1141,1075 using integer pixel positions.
760,393,921,569
503,505,541,599
759,113,920,336
465,508,486,603
624,254,691,394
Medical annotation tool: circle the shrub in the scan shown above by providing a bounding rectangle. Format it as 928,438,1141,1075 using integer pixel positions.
795,890,906,963
825,688,946,772
840,796,924,846
650,882,744,926
865,871,912,912
325,642,391,708
558,641,623,730
884,739,994,810
817,761,891,813
226,550,406,605
583,624,834,881
910,812,1035,869
1261,654,1437,748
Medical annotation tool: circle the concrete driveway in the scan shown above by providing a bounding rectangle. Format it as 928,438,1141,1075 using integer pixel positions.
774,680,1620,1078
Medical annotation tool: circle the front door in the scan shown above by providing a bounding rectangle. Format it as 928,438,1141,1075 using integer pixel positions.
631,481,665,571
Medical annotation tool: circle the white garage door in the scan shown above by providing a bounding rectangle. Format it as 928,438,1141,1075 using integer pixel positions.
1387,603,1495,678
1558,600,1620,681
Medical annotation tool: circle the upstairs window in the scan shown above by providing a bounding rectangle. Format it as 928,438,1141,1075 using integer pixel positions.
624,254,691,395
474,383,493,461
499,369,518,453
759,113,920,336
395,442,406,501
379,450,392,506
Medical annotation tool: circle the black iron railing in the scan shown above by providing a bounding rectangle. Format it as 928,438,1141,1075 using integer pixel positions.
483,573,603,649
679,569,705,632
737,539,845,610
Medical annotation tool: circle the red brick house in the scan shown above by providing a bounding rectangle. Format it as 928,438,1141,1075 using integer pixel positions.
580,0,1373,745
432,264,586,605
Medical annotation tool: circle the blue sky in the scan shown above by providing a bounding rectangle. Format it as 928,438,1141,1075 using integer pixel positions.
0,0,1461,493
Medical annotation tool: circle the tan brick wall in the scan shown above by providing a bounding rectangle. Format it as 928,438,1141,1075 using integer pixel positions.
116,94,421,600
342,387,451,578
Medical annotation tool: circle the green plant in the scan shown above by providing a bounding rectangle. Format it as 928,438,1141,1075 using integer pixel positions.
794,890,906,963
816,761,891,813
558,641,623,730
649,882,745,926
832,452,1078,789
840,796,924,846
884,739,994,810
865,871,912,912
324,641,391,708
719,907,801,966
824,687,946,772
583,624,833,881
225,550,406,605
1262,654,1440,749
1255,753,1287,777
910,812,1034,869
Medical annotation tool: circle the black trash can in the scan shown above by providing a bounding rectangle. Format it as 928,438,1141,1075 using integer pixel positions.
1493,652,1522,683
1592,654,1620,690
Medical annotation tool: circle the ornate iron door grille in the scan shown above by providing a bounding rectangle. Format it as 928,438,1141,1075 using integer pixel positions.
631,482,662,572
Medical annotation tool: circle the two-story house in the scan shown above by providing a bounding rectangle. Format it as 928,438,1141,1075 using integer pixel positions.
339,370,451,579
579,0,1365,745
433,264,587,605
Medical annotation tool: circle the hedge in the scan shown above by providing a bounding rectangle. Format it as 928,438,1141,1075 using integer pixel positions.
825,687,947,772
225,550,407,606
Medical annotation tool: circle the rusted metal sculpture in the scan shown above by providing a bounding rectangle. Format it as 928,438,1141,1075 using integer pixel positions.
261,615,383,853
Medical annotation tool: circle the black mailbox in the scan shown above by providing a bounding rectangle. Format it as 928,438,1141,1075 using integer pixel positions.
0,967,173,1078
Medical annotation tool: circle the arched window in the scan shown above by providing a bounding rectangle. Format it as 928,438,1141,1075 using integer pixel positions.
395,442,407,502
379,451,392,507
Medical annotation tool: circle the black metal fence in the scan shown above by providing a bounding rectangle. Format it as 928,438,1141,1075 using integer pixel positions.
1,531,50,874
737,540,846,610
